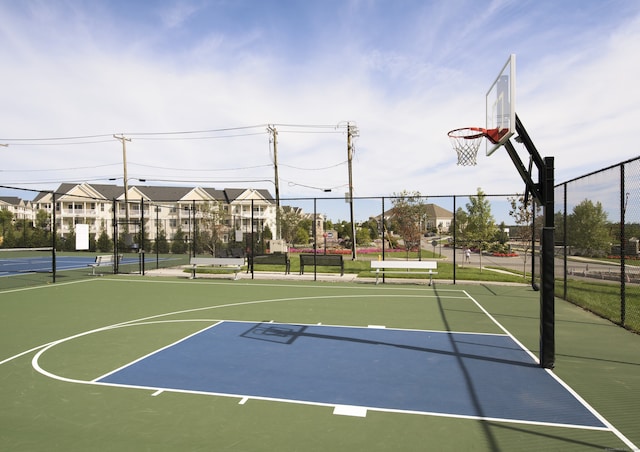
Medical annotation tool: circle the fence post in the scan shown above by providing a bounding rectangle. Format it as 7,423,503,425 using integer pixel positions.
620,163,626,326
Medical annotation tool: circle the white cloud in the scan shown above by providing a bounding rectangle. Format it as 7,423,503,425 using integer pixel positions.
1,0,639,221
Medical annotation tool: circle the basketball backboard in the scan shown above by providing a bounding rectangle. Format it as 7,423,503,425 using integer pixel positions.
485,54,516,156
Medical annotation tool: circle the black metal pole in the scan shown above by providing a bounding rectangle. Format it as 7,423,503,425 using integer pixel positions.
563,184,568,300
531,199,539,291
539,156,555,369
141,198,145,276
52,191,57,283
313,197,317,281
113,198,118,274
453,195,457,284
509,116,555,369
381,197,385,283
251,199,255,280
192,200,196,258
156,203,159,269
620,164,626,326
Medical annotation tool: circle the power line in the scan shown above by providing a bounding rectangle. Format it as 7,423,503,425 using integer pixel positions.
0,123,344,143
280,160,347,171
128,162,273,172
3,139,115,146
1,163,122,172
132,131,267,141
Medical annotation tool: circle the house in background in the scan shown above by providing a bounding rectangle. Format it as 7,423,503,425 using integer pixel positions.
371,203,454,236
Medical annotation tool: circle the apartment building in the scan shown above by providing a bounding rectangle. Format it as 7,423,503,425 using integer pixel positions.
0,196,33,222
29,183,277,243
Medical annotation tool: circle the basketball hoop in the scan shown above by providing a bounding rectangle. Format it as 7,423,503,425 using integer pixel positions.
447,127,501,166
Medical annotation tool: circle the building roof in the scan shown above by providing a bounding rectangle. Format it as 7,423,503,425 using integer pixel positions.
30,184,275,205
135,186,194,201
371,203,453,221
0,196,23,206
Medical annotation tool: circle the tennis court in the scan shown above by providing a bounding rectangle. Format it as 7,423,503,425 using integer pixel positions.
1,276,639,451
0,250,174,277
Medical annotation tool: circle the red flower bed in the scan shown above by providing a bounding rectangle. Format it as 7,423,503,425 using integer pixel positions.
491,252,519,257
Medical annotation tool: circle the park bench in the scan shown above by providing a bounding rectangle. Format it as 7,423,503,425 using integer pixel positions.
189,257,245,280
88,254,122,276
370,260,438,286
299,254,344,276
248,253,291,274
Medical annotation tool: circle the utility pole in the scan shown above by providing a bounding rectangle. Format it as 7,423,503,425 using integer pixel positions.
267,125,280,240
347,122,358,260
113,134,132,234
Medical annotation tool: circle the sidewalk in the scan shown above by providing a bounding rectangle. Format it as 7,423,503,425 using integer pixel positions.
142,265,527,286
144,266,360,283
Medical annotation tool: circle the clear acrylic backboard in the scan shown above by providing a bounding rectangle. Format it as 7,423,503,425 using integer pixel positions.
486,54,516,156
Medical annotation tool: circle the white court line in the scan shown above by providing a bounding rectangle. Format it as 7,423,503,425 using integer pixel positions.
6,280,633,447
334,405,367,417
461,290,638,452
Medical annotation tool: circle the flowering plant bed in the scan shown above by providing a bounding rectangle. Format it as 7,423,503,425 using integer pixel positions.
491,252,519,257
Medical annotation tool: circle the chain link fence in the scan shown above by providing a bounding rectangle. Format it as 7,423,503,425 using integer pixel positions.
2,157,639,334
556,156,640,332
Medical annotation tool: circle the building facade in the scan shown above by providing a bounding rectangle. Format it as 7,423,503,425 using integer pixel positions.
28,183,277,244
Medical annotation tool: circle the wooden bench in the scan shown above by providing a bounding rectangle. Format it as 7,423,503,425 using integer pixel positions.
88,254,122,276
248,253,290,274
299,254,344,276
370,260,438,285
189,257,245,280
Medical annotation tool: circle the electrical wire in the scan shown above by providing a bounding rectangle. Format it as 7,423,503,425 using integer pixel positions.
0,123,346,143
128,162,273,172
1,163,122,172
280,160,347,171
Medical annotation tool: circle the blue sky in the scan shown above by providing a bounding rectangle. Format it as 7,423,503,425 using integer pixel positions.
1,0,640,220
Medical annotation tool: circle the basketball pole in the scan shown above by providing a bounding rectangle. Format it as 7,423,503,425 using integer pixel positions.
503,115,555,369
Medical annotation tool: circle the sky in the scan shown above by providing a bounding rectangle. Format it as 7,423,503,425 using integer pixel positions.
1,0,640,222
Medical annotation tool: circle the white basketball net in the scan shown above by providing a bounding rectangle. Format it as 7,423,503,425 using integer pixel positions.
448,128,484,166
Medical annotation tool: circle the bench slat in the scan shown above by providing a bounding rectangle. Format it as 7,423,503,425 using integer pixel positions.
370,260,437,270
370,260,438,285
190,257,245,280
190,257,245,266
299,254,344,276
249,254,290,274
88,254,121,276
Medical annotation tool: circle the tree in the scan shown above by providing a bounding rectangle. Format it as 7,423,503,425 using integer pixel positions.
464,188,496,250
356,226,372,246
566,199,611,256
0,210,13,241
197,202,226,256
294,227,310,245
153,227,169,254
391,190,427,257
97,229,113,252
362,218,379,241
279,206,304,245
508,194,541,277
171,227,188,254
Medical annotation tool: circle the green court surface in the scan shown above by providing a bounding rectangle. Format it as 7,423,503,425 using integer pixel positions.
1,277,638,451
